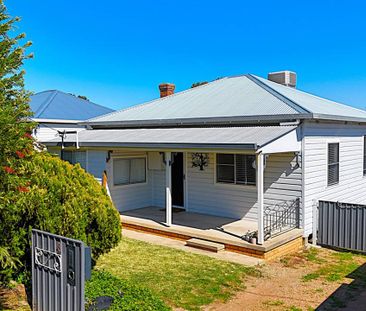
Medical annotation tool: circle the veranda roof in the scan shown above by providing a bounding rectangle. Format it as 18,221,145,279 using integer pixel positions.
46,125,299,151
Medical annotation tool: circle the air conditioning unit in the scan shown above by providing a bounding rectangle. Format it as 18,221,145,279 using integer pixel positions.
268,71,297,88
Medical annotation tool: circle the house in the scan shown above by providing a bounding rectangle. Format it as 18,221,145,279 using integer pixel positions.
44,71,366,259
30,90,114,177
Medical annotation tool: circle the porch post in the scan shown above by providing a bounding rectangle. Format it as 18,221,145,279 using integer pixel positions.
165,152,172,226
257,152,264,245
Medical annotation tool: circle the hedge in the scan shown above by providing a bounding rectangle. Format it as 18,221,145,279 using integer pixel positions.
0,152,121,285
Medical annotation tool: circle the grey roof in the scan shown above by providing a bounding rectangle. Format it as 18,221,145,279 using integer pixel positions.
30,90,114,121
85,74,366,127
255,76,366,119
46,125,297,150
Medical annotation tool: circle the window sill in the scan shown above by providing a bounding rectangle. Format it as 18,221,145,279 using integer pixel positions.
214,181,256,190
326,182,339,189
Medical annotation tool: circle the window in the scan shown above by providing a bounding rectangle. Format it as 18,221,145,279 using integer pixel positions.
216,154,256,185
328,143,339,186
63,150,86,169
113,157,146,186
364,136,366,176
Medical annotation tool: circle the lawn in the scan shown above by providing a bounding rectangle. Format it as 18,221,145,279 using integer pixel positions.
95,236,258,310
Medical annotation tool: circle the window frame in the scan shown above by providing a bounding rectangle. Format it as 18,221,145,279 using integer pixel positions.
214,153,256,187
327,142,340,186
112,155,148,187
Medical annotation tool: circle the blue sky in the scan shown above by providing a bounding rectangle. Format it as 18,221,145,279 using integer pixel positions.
8,0,366,111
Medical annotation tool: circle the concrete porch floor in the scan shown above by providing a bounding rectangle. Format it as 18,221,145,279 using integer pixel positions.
121,206,304,259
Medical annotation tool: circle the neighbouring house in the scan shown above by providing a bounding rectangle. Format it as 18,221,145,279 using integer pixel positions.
30,90,114,178
44,71,366,259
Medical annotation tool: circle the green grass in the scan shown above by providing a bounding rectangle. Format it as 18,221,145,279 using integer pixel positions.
95,236,258,311
302,251,363,283
86,271,170,310
303,248,324,263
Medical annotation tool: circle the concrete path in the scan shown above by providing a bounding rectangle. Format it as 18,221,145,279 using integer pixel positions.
122,228,263,266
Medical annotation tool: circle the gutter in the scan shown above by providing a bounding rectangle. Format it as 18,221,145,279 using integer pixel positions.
44,141,258,150
80,112,366,129
80,114,312,128
33,118,82,124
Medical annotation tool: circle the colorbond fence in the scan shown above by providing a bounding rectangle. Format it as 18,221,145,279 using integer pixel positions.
317,200,366,252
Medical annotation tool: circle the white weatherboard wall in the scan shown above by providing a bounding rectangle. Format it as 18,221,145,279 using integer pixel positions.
264,153,302,210
109,151,302,221
187,153,257,219
187,152,302,220
33,123,85,142
303,122,366,236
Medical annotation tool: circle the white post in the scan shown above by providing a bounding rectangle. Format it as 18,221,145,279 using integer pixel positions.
257,152,264,245
312,200,318,245
165,152,172,226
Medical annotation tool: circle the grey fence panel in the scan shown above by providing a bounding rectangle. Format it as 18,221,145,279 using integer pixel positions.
318,201,366,253
32,229,89,311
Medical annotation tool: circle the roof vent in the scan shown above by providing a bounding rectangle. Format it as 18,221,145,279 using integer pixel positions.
268,71,297,88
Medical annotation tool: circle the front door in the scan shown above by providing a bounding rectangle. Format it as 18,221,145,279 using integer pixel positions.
172,152,184,208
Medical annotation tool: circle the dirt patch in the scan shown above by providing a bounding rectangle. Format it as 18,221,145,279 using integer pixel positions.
0,284,31,311
205,247,366,311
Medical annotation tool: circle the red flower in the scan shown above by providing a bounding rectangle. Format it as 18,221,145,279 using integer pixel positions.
17,186,30,192
3,166,15,174
23,133,33,139
16,150,25,158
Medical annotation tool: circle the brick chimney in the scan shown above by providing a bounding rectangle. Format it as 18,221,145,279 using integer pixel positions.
159,83,175,98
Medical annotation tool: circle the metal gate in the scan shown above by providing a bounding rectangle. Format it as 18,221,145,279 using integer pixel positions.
31,229,91,311
317,200,366,252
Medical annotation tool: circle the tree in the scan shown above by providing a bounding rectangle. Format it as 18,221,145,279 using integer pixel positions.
191,81,208,88
0,1,121,286
0,0,34,281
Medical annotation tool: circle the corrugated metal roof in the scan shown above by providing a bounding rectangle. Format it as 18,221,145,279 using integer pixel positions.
87,76,300,123
30,90,114,121
46,125,297,150
254,76,366,119
85,74,366,126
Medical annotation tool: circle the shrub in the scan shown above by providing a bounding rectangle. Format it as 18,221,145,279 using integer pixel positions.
0,152,121,285
86,271,170,311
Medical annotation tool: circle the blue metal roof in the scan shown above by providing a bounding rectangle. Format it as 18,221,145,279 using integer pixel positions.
30,90,114,121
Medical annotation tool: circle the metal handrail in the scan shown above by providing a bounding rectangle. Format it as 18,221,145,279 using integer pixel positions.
264,198,300,241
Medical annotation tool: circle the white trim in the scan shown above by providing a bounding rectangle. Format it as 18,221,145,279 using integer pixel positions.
257,152,264,245
257,128,301,154
184,151,189,211
165,152,172,226
32,118,83,124
363,135,366,177
110,155,148,188
312,200,318,245
301,125,306,233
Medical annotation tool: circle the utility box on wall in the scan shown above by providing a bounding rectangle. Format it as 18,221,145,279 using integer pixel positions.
31,229,91,311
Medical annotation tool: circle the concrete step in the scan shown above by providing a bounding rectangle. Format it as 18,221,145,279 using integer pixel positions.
186,238,225,252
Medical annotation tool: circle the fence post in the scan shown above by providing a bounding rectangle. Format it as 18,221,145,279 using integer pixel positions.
312,200,318,245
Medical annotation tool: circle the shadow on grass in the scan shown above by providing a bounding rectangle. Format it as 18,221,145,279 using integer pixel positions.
316,263,366,310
